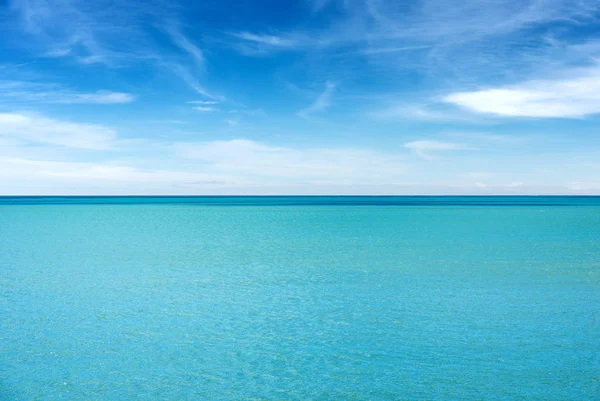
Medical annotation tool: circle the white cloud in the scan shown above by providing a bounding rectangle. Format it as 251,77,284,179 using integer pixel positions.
225,0,600,98
569,182,600,191
0,158,139,181
0,81,135,104
444,65,600,118
232,32,298,47
44,48,72,57
228,31,307,56
472,181,526,191
165,24,205,68
0,138,407,194
62,91,134,104
167,63,218,99
309,0,336,12
8,1,216,100
372,103,478,122
187,100,219,105
193,106,217,112
174,139,405,184
362,46,431,55
75,91,134,104
367,0,598,41
1,132,599,194
298,81,336,118
8,0,173,66
462,171,493,180
404,139,470,159
0,157,236,195
0,113,116,149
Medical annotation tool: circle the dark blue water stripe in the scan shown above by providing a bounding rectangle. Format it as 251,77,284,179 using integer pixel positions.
1,196,600,206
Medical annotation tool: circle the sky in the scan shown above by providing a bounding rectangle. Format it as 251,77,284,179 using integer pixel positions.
1,0,600,195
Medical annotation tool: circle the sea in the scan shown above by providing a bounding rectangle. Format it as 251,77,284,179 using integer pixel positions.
1,196,598,400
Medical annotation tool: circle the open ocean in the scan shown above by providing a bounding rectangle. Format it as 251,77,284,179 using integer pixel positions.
1,196,599,400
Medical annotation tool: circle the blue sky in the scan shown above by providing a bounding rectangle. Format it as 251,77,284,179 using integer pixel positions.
1,0,600,194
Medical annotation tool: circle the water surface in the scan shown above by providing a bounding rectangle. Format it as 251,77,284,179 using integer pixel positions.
1,197,599,400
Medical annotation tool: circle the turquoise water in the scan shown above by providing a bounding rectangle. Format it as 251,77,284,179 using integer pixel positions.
1,197,599,400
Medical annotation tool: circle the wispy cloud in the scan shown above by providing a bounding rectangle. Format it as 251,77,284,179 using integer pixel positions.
67,91,134,104
0,112,117,149
362,0,600,45
43,48,72,57
166,63,218,99
0,81,134,104
298,81,336,118
309,0,337,13
570,181,600,191
471,181,526,191
165,23,205,68
362,45,431,55
7,0,217,98
8,0,167,66
232,32,298,47
1,119,598,194
229,0,600,84
187,100,220,105
228,31,302,56
0,157,233,194
462,171,493,180
193,106,217,112
174,139,405,184
372,102,480,122
444,64,600,118
0,136,407,193
404,139,470,159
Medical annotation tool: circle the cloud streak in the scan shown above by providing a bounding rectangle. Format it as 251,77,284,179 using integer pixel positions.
166,63,217,99
0,81,135,104
0,112,117,149
298,81,336,118
228,31,303,55
166,23,205,68
8,0,167,66
7,0,215,98
187,100,219,105
174,138,406,184
444,65,600,118
232,32,298,47
193,106,217,112
404,139,470,159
